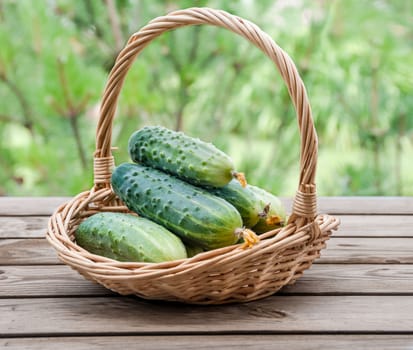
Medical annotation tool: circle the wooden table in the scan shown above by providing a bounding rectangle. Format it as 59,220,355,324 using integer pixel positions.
1,196,413,349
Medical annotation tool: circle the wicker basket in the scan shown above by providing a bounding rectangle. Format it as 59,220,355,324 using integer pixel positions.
46,7,340,305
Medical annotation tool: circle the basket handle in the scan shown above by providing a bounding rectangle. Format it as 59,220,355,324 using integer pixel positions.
93,7,318,224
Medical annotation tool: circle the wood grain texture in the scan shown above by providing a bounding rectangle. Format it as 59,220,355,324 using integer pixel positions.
1,264,413,297
1,335,413,350
1,296,413,335
335,215,413,237
0,239,59,265
2,237,413,265
1,197,413,216
1,196,412,345
0,217,48,238
320,238,413,264
0,265,110,297
283,264,413,294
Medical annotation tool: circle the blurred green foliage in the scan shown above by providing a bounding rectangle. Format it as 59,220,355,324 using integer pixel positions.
0,0,412,196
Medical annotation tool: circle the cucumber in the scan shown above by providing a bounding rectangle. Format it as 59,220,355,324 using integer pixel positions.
249,185,287,233
185,244,205,258
209,179,261,228
111,162,242,250
75,212,187,263
128,125,245,188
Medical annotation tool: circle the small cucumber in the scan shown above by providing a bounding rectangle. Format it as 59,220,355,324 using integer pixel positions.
111,162,243,250
249,185,287,233
209,179,261,228
128,125,245,188
75,212,187,263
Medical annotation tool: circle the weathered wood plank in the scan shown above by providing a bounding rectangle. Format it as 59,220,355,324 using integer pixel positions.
2,237,412,265
335,215,413,237
0,265,110,297
0,239,59,265
0,217,48,238
320,238,413,264
1,335,413,350
2,215,413,239
283,264,413,294
1,197,413,216
1,296,413,335
1,264,412,297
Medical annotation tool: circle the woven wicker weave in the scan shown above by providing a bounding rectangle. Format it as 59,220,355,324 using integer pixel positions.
46,7,340,304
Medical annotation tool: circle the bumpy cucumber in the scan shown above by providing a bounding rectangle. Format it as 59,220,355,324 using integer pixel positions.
75,212,187,263
209,179,261,228
111,163,242,250
249,185,287,233
128,125,243,188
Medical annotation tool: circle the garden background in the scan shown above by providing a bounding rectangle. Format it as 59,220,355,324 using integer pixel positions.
0,0,412,197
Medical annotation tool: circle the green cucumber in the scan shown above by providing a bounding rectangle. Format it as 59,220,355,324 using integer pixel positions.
75,212,187,263
185,244,205,258
249,185,287,233
111,162,242,250
128,125,244,188
209,179,261,228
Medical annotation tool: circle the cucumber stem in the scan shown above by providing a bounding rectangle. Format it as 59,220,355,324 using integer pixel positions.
265,215,283,226
258,203,271,218
232,171,247,188
235,228,260,249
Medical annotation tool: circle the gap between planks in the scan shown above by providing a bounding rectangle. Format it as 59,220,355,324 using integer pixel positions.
2,334,413,350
